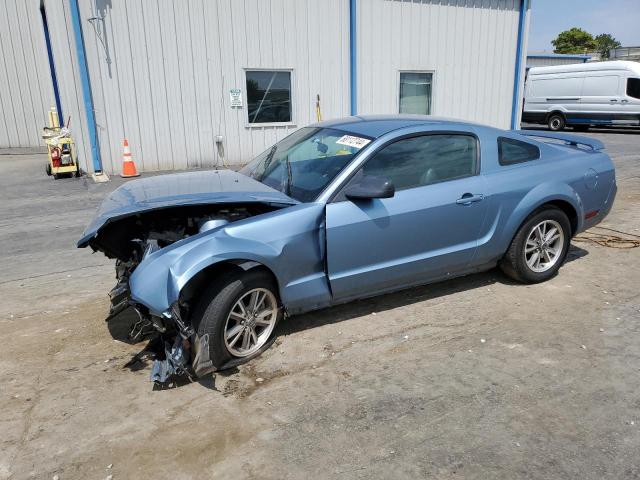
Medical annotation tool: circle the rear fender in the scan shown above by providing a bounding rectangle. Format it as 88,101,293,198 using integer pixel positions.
496,182,583,256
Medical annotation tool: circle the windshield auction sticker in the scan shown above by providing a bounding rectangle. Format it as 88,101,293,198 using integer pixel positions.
336,135,371,149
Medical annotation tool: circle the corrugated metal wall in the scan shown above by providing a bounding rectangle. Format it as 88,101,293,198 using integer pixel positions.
41,0,526,174
45,0,350,174
357,0,523,129
0,0,55,148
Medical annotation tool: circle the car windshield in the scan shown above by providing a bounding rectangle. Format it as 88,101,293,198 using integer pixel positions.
239,127,371,202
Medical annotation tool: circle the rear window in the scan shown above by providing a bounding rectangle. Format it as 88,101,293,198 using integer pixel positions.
627,78,640,99
498,137,540,166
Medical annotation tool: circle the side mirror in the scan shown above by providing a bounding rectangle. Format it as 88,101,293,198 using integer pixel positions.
344,175,395,200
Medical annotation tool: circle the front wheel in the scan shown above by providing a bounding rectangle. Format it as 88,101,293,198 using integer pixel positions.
500,207,571,283
192,269,281,370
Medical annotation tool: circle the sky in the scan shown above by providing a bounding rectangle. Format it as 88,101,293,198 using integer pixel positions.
528,0,640,52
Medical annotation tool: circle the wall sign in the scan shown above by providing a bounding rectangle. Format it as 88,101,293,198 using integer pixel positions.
229,88,243,107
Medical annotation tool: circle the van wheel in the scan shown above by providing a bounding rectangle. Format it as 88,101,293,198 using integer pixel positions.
500,207,571,284
547,114,565,131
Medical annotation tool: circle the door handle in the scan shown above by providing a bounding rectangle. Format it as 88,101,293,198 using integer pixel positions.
456,193,484,205
621,99,629,103
610,99,618,102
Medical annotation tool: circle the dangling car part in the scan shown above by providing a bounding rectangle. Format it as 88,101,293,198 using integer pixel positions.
78,116,616,382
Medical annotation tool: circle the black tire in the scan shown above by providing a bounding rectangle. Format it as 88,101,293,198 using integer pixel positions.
500,207,571,284
547,113,565,131
45,163,52,176
191,268,281,370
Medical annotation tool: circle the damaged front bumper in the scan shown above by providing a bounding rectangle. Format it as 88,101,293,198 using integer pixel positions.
107,281,216,383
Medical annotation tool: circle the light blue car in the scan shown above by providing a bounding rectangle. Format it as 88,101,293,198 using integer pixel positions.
78,115,616,378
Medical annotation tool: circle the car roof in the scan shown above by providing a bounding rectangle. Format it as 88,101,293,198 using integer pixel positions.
312,115,481,138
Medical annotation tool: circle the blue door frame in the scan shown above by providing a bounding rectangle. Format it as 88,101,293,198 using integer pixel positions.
69,0,102,173
511,0,529,130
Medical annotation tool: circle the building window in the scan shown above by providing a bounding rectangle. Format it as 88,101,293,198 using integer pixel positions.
399,72,433,115
246,70,292,124
627,78,640,99
498,137,540,166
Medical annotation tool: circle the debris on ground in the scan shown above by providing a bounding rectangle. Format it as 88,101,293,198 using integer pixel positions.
150,336,189,383
573,226,640,249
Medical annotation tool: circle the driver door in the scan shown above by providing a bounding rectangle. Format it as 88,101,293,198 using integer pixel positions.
325,133,488,302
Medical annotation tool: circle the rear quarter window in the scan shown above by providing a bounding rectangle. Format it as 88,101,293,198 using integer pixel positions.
498,137,540,166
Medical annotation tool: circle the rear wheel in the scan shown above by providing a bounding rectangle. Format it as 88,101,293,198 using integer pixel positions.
500,207,571,283
192,269,281,369
547,113,565,131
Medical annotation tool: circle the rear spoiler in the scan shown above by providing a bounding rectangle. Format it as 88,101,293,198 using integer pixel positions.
517,130,605,151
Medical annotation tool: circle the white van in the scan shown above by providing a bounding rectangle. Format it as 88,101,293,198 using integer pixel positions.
523,60,640,131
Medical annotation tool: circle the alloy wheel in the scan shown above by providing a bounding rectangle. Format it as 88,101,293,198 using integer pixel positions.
524,220,565,273
224,288,278,357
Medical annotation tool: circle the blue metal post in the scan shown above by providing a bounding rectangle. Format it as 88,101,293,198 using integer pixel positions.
349,0,357,116
510,0,529,130
40,6,63,126
69,0,101,173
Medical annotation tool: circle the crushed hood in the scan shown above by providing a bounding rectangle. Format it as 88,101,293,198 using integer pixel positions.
77,169,298,248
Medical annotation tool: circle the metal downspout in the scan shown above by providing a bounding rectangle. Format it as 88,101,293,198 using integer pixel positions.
69,0,101,173
510,0,529,130
40,6,63,126
349,0,357,116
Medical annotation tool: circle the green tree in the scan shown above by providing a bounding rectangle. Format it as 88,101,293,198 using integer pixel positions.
552,27,597,54
595,33,621,59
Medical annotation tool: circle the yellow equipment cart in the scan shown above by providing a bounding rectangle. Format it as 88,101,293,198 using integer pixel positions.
43,109,80,179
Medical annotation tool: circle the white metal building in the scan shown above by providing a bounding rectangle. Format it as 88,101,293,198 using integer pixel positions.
1,0,531,175
610,46,640,62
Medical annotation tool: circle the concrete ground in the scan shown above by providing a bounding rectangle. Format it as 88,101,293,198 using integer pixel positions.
1,128,639,480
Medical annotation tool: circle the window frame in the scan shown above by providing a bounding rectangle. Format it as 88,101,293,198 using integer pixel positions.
497,136,540,166
244,68,296,128
330,131,481,203
626,77,640,100
397,70,436,115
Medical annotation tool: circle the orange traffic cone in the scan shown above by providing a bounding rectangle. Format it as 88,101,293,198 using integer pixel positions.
120,139,140,177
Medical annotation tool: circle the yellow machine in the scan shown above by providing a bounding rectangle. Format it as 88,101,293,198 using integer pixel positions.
43,108,80,179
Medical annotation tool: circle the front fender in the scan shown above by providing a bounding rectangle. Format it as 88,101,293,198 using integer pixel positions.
129,203,327,316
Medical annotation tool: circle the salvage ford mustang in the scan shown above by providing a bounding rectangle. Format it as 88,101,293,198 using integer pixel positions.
78,115,616,380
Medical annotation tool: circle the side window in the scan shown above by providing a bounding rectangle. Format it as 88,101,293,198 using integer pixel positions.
627,78,640,99
360,134,478,191
498,137,540,166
